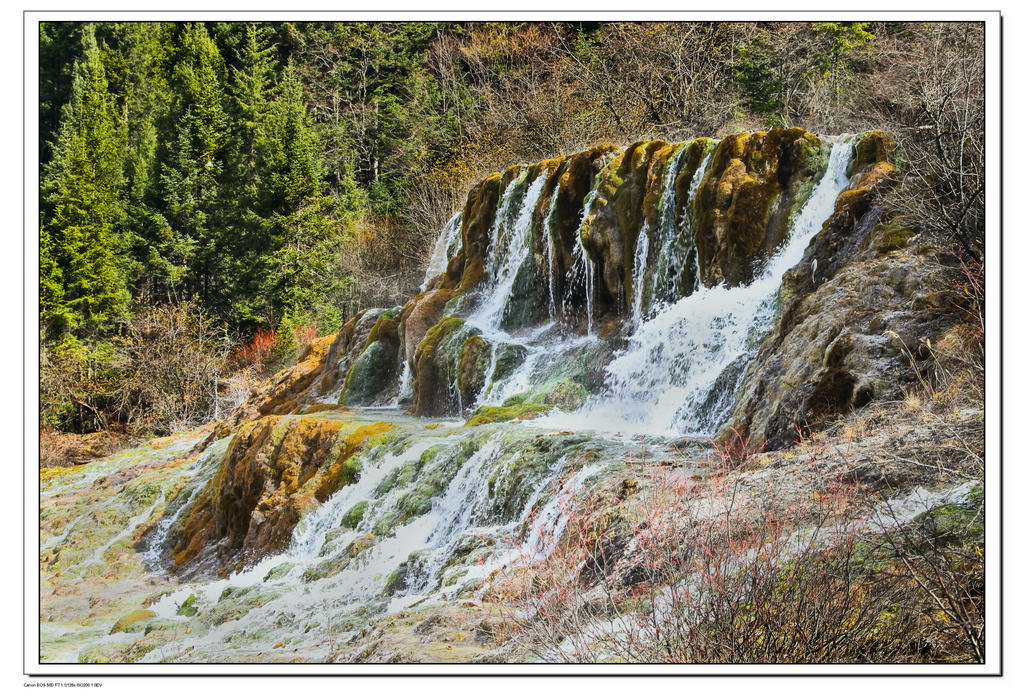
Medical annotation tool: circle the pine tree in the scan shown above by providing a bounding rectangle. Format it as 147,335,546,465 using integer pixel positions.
40,25,129,337
99,22,178,303
222,23,280,325
260,63,347,321
159,22,230,307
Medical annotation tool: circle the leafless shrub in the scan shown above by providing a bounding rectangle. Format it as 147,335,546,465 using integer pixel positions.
872,23,985,263
114,302,229,434
492,439,984,663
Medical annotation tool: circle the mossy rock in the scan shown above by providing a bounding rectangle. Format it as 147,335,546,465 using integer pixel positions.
543,380,588,411
849,130,897,176
458,335,492,407
502,393,528,406
110,609,156,634
915,493,984,545
491,344,528,384
502,249,544,329
176,593,200,617
412,317,479,417
314,422,394,502
263,562,295,582
874,220,917,253
693,128,826,287
373,511,399,538
398,491,435,518
459,171,514,293
341,501,369,529
384,562,410,596
218,585,258,603
206,589,279,625
464,402,554,426
583,140,675,303
347,533,376,557
340,339,397,406
302,556,351,583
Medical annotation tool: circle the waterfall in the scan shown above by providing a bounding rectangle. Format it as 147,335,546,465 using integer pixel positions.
543,137,854,436
467,171,546,332
545,183,561,320
564,191,600,335
650,146,714,310
631,222,651,326
420,211,463,291
395,361,414,405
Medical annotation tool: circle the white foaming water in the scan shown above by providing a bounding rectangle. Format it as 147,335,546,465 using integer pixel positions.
467,172,547,331
140,435,232,570
290,438,439,559
521,460,605,559
395,361,414,405
140,425,613,660
564,191,599,335
542,137,853,437
631,222,651,326
651,146,714,307
420,211,463,291
545,182,561,319
424,437,504,548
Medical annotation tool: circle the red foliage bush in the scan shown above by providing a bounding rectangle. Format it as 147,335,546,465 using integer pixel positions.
229,327,278,370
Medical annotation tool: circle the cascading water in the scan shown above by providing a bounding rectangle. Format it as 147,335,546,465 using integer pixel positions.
115,416,647,662
543,136,854,436
631,222,651,326
466,171,547,331
420,211,463,291
649,147,714,311
545,183,561,320
564,191,600,335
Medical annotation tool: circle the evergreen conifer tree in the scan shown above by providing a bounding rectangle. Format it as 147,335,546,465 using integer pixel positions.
159,22,230,307
40,25,129,337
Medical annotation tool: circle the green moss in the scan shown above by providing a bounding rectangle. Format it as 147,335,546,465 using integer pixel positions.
341,501,369,529
458,335,492,404
372,511,395,536
916,495,985,544
413,316,479,417
340,340,392,406
110,609,156,634
263,563,295,582
875,219,917,252
849,130,897,176
126,481,163,508
372,443,446,499
543,380,587,410
176,594,199,617
491,344,528,383
339,456,362,487
364,307,401,345
384,562,409,596
419,443,446,467
464,402,554,426
218,586,253,602
398,491,434,517
302,556,350,583
373,459,418,498
206,590,278,625
502,393,528,406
